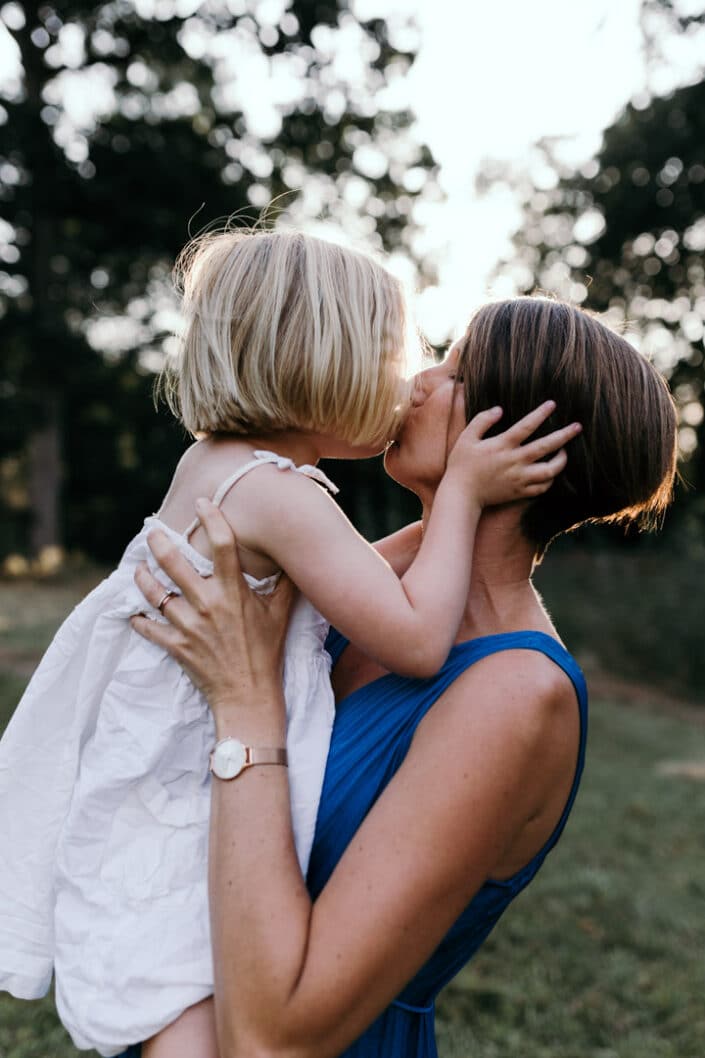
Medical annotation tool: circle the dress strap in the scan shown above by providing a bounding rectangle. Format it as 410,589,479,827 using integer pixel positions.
250,451,339,496
183,449,339,539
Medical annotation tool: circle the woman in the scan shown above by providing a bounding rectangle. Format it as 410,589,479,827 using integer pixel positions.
129,297,677,1058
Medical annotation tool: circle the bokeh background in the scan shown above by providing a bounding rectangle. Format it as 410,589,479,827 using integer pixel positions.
0,1,704,1056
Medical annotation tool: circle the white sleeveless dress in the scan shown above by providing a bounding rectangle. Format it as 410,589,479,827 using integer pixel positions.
0,451,338,1056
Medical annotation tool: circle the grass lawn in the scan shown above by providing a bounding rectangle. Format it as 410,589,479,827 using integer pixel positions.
435,697,705,1058
1,572,704,1057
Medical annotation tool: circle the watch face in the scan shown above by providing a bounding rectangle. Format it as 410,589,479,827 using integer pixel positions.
213,738,247,779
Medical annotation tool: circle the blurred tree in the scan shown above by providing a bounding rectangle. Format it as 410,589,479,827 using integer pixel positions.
0,0,435,561
641,0,705,53
489,72,705,528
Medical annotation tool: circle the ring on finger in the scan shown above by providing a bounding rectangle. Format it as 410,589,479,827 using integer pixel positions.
157,589,178,615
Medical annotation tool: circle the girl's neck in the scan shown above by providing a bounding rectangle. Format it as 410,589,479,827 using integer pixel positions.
207,430,322,467
206,429,379,466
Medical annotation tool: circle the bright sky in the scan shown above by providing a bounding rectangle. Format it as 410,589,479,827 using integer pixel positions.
333,0,702,341
402,0,647,339
1,0,703,346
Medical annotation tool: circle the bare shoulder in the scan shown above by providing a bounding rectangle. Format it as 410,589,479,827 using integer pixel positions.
445,641,573,713
409,642,581,876
172,437,256,493
219,458,339,535
162,438,256,514
417,642,580,786
166,443,325,574
215,460,346,574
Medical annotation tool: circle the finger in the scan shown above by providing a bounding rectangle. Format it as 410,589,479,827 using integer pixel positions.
524,449,568,481
263,578,297,669
502,400,557,444
523,479,556,497
131,612,183,654
270,574,297,623
133,561,168,609
133,564,189,627
194,499,241,584
464,406,503,439
519,422,582,462
146,528,208,609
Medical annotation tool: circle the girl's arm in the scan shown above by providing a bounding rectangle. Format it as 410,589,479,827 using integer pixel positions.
220,404,579,678
132,516,579,1058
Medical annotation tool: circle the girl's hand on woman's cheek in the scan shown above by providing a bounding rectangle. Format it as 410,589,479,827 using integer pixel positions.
130,499,295,716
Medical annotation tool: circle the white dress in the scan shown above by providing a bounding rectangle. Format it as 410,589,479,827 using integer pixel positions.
0,451,338,1056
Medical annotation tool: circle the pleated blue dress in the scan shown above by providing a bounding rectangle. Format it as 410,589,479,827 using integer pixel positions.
307,629,588,1057
116,629,587,1058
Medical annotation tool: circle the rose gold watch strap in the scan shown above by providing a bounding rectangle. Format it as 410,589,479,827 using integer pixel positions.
244,747,288,767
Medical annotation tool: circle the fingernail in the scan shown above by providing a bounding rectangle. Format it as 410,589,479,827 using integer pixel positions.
491,405,502,414
545,400,557,409
195,497,209,513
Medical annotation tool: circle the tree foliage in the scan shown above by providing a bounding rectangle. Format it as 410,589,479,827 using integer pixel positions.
0,0,433,560
496,72,705,530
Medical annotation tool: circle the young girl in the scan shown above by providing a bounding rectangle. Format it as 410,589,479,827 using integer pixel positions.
0,229,572,1057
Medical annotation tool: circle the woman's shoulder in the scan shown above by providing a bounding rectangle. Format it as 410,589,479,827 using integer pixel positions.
435,640,580,739
414,633,586,805
446,630,586,714
413,637,585,879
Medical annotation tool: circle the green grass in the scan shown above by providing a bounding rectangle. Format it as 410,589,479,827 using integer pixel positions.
1,572,704,1057
533,540,705,701
436,698,705,1057
0,570,104,655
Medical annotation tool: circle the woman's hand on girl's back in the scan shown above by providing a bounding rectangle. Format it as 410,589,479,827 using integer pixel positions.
446,401,582,507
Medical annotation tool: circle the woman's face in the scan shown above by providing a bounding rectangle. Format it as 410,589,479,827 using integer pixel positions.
384,345,467,493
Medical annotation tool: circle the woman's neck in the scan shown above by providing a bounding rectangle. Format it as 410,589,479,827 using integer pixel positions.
421,498,554,643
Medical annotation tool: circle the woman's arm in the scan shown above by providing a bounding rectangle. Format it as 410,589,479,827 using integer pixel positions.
219,405,578,678
132,510,579,1058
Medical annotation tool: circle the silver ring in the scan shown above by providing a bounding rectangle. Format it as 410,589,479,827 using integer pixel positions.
157,590,177,615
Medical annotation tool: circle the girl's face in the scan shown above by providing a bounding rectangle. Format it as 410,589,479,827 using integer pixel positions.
384,345,467,493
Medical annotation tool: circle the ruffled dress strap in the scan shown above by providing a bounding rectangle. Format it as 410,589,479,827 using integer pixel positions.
183,449,339,539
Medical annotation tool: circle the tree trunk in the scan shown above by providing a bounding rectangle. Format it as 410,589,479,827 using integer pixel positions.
27,393,62,554
18,8,63,555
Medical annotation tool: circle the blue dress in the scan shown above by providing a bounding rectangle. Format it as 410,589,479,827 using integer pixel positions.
117,629,587,1058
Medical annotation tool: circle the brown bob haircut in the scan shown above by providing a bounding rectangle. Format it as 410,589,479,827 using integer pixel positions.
455,297,678,559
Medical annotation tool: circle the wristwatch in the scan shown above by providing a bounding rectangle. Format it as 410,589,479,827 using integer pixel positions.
209,737,288,780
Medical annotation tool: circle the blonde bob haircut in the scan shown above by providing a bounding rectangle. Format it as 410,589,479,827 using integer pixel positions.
162,228,413,444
